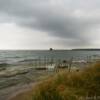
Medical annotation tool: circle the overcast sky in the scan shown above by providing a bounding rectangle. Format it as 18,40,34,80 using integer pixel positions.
0,0,100,49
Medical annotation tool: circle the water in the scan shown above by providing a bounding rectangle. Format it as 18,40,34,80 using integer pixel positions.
0,50,100,65
0,50,100,100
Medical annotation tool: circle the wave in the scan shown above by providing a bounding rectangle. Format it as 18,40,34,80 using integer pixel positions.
0,63,10,67
18,59,38,63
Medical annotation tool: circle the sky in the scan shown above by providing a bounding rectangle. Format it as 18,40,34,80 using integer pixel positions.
0,0,100,50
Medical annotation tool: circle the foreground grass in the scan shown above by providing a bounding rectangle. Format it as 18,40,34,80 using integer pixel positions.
11,63,100,100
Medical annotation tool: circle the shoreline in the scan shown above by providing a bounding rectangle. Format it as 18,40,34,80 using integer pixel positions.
1,73,50,100
0,61,94,100
9,62,100,100
0,68,54,100
8,81,39,100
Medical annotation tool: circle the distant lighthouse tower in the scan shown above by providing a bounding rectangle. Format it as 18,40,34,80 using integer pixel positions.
50,48,53,51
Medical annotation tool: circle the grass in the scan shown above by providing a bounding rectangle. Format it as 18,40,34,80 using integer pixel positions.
11,63,100,100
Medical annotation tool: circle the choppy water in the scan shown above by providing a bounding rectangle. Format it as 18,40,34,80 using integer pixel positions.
0,50,100,100
0,50,100,65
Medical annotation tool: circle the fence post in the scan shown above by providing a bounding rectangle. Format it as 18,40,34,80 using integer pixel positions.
38,57,41,67
69,57,73,72
35,59,37,69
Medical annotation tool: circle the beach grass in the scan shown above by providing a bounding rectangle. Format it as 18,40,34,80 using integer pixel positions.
10,62,100,100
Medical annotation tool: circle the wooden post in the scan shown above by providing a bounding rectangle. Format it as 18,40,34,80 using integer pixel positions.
44,56,47,70
35,59,37,69
38,57,41,67
69,57,73,72
51,58,54,66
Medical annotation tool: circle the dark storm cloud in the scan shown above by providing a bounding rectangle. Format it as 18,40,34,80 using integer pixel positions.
0,0,100,47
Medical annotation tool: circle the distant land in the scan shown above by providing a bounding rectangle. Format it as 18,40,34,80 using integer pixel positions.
0,48,100,51
71,48,100,51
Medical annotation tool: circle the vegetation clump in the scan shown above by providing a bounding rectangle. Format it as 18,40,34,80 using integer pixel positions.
11,63,100,100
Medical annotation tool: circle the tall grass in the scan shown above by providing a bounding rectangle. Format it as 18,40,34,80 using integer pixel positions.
32,63,100,100
11,63,100,100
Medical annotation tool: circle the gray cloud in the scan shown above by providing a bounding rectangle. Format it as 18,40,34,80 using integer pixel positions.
0,0,100,48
